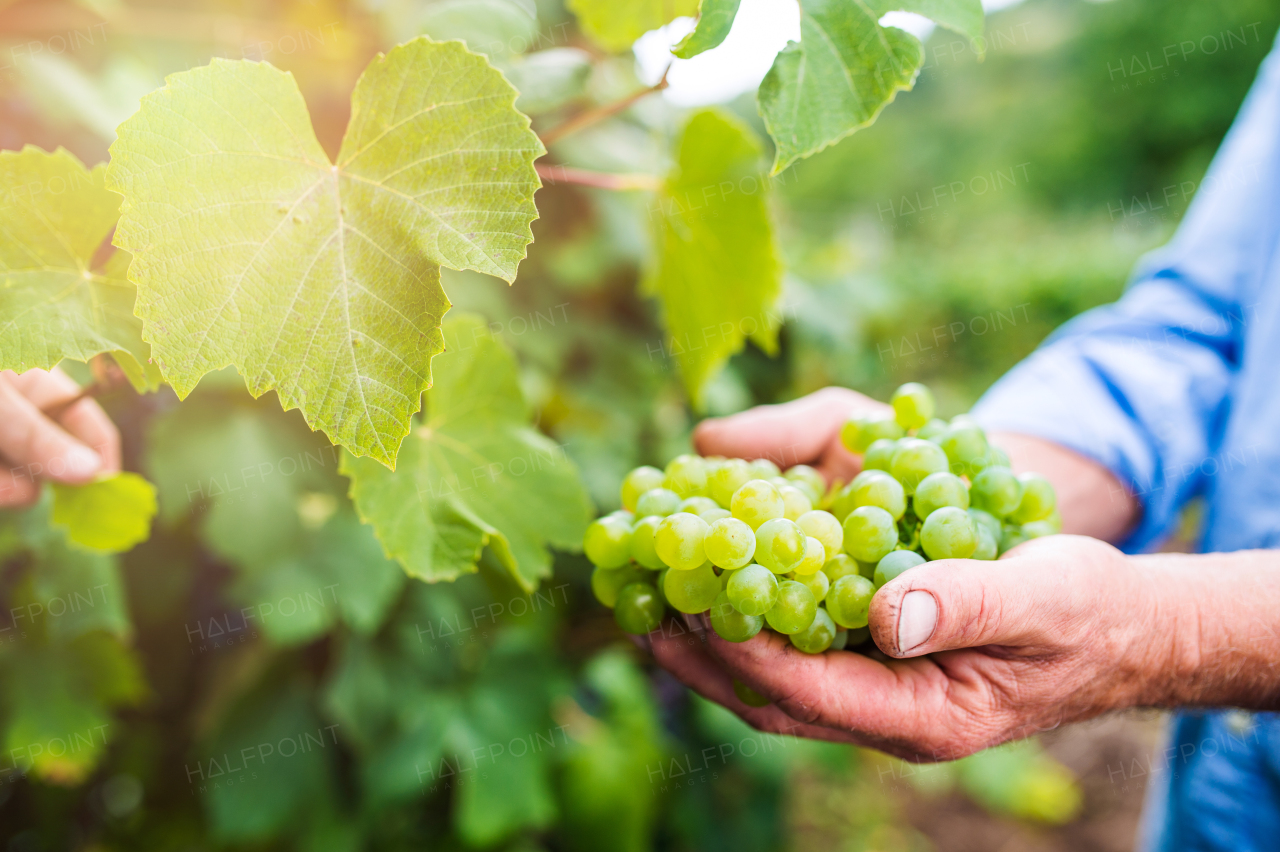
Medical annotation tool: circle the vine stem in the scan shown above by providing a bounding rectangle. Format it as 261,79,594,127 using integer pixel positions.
535,163,661,192
538,63,673,147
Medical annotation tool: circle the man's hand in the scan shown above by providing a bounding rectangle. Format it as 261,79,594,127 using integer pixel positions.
653,535,1174,761
649,386,1159,759
0,368,121,507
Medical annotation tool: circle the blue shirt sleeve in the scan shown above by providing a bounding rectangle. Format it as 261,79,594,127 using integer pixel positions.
973,38,1280,552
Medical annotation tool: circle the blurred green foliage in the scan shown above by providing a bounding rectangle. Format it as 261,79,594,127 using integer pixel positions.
0,0,1276,849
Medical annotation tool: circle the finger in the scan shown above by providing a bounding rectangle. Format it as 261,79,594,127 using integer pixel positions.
869,552,1071,658
0,468,39,508
0,375,103,484
650,618,857,744
700,620,946,745
693,387,887,472
6,368,121,471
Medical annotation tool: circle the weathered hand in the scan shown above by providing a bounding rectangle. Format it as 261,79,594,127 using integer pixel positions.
0,368,121,507
652,534,1168,761
650,386,1166,760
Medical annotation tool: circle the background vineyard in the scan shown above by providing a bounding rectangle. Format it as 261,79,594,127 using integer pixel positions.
0,0,1276,850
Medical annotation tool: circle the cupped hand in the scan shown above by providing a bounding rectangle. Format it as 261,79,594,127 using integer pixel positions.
652,535,1168,761
0,368,121,507
651,387,1167,760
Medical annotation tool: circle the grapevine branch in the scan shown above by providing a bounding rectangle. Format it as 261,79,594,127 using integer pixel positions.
538,64,672,147
536,163,660,192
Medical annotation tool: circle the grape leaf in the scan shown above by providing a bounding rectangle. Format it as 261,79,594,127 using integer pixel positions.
106,38,545,467
758,0,983,173
0,146,158,392
51,472,157,553
643,110,782,404
341,314,593,591
567,0,700,53
672,0,742,59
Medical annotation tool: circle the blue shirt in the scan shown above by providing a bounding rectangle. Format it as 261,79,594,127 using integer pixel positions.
973,35,1280,852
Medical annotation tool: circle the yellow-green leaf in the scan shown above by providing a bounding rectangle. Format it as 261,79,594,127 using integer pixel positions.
106,38,545,467
644,110,782,404
567,0,700,53
672,0,741,59
0,146,158,392
51,472,157,553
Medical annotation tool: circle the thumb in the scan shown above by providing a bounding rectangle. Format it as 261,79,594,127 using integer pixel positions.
869,558,1060,658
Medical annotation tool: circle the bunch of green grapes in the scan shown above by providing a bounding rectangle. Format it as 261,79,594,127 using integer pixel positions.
583,382,1060,659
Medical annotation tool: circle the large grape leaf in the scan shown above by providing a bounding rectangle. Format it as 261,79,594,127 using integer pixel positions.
106,38,545,467
567,0,700,52
672,0,742,59
0,147,158,392
643,110,782,404
758,0,983,173
341,314,592,591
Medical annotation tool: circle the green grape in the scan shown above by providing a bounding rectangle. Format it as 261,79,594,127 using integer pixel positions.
708,458,752,507
795,569,830,603
730,479,785,530
621,466,665,511
890,438,950,495
892,382,936,430
635,487,681,519
939,423,989,475
679,496,719,515
748,458,781,479
1010,473,1057,523
844,625,871,647
830,483,857,522
863,438,898,471
790,607,836,653
972,523,999,560
913,472,969,519
987,446,1011,468
605,509,634,524
1021,519,1057,539
654,568,670,606
841,412,904,453
733,679,771,707
821,553,861,583
663,454,708,497
850,470,907,520
873,549,925,588
967,508,1002,543
726,564,779,616
704,517,757,569
798,510,843,556
754,518,806,573
655,512,709,571
777,484,813,520
765,580,818,634
614,582,665,634
584,514,633,568
830,629,849,651
699,507,732,523
792,536,826,576
920,506,978,560
826,574,875,628
785,465,826,500
999,524,1030,554
719,567,737,590
970,466,1023,518
1044,509,1063,533
591,565,647,607
628,515,666,569
664,562,722,614
710,591,764,642
917,418,949,442
842,506,898,563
